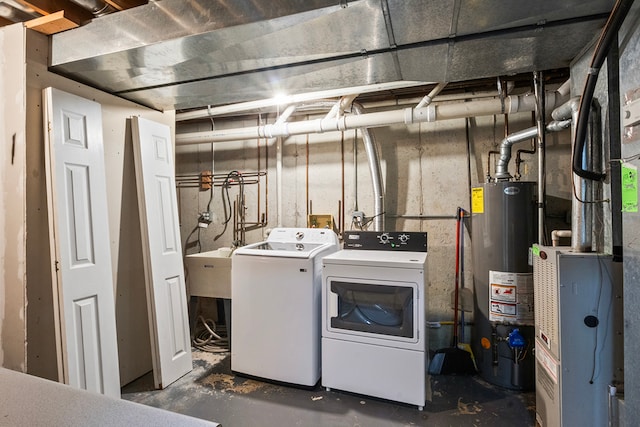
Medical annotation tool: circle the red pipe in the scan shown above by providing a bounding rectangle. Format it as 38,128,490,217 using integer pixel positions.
453,207,462,346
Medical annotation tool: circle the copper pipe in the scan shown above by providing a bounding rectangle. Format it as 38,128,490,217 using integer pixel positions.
338,200,342,236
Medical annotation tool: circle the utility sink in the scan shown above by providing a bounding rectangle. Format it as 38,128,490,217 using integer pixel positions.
185,249,233,299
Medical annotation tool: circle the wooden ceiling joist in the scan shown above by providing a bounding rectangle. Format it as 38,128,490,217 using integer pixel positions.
104,0,147,12
15,0,94,24
0,17,14,28
25,10,78,34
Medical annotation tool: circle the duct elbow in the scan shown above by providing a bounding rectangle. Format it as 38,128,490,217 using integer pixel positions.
495,148,513,180
546,119,572,132
551,97,580,121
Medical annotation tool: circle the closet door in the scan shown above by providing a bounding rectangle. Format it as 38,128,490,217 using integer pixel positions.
131,116,192,389
43,87,120,397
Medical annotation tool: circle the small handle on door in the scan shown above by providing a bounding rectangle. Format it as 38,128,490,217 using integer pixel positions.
329,291,338,318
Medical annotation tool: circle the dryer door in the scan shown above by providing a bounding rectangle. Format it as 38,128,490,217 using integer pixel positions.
326,278,418,343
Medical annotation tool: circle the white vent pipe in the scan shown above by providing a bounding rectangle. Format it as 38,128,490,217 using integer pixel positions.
352,103,385,231
273,105,297,227
176,81,430,122
416,82,447,109
176,91,567,145
551,230,572,246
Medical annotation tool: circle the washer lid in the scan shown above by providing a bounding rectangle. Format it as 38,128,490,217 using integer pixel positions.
234,241,336,259
233,227,339,258
322,249,427,268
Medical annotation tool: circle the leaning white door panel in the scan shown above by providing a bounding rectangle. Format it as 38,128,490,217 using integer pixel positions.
43,87,120,397
131,116,192,389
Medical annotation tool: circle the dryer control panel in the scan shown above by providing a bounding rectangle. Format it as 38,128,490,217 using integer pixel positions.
343,231,427,251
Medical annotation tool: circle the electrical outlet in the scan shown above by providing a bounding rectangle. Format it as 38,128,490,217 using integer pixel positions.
352,211,365,224
198,211,212,228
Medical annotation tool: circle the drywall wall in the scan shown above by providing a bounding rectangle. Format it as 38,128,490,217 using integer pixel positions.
175,98,573,347
0,28,177,385
0,24,27,372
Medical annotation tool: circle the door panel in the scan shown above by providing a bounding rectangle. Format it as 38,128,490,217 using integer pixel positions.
43,87,120,397
131,116,192,389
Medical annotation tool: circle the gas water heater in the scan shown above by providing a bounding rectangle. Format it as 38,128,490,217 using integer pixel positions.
471,181,537,390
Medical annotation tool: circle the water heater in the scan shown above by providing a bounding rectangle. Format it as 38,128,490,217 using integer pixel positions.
471,181,537,390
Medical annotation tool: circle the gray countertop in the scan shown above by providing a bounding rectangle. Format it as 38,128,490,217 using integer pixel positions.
0,368,219,426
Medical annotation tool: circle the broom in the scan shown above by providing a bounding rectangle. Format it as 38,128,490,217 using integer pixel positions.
429,207,477,375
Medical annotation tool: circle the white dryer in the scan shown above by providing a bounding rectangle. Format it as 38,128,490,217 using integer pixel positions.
322,231,428,409
231,228,339,386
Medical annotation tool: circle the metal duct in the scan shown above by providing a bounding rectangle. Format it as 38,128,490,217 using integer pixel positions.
48,0,614,111
572,0,634,181
494,120,572,181
549,96,596,252
352,103,385,231
69,0,115,16
570,103,601,252
0,1,39,21
552,97,581,121
494,127,539,180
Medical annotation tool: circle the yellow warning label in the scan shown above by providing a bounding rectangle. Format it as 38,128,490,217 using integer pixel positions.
472,187,484,213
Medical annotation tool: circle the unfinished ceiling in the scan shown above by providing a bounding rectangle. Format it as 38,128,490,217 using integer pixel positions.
0,1,147,26
45,0,614,111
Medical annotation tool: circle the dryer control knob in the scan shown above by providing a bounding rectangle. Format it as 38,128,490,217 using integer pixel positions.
378,233,390,244
399,233,409,243
296,231,305,240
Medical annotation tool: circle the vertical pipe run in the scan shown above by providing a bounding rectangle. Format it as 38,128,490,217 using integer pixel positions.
570,103,596,252
341,132,346,234
305,130,310,218
273,105,297,228
353,129,359,213
276,136,283,227
352,103,385,231
534,71,546,244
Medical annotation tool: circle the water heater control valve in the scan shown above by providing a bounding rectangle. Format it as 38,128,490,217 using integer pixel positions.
507,328,526,349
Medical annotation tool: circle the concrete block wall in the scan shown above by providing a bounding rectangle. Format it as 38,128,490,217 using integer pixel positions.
176,98,573,350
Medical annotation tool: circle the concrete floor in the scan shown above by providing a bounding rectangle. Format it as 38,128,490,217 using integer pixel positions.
122,350,536,426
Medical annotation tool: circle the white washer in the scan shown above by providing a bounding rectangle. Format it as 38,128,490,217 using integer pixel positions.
322,234,428,409
231,228,339,386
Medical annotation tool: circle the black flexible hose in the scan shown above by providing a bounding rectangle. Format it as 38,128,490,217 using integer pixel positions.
573,0,635,181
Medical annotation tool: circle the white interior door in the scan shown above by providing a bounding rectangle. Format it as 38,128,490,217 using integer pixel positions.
131,116,192,389
43,87,120,397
